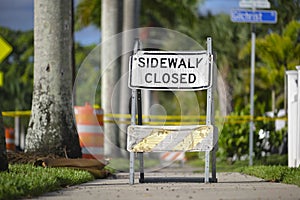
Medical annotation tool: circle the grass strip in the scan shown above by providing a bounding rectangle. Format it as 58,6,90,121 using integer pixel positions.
240,165,300,187
0,164,94,200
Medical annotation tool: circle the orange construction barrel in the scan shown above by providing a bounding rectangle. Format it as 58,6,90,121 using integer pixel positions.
74,103,104,160
5,127,15,152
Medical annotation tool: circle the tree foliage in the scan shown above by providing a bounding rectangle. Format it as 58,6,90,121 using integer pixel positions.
0,27,33,112
0,26,96,120
75,0,201,33
239,20,300,111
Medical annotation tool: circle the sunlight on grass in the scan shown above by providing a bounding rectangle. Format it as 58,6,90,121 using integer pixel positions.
0,164,94,200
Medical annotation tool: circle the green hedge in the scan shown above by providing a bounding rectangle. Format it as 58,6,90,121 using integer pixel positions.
218,107,286,160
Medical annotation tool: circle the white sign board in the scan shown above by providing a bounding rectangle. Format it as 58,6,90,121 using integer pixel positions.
239,0,271,8
128,51,211,91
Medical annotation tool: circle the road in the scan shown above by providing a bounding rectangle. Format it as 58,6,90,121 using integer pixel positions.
31,166,300,200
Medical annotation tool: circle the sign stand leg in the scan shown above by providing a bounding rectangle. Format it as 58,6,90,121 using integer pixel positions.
138,153,144,183
211,143,217,182
129,39,142,185
137,89,145,183
204,151,210,183
129,152,135,184
205,37,214,183
211,126,218,182
129,89,137,185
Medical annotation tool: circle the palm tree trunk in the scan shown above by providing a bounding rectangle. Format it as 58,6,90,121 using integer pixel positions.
119,0,140,157
272,88,276,114
101,0,122,157
25,0,81,158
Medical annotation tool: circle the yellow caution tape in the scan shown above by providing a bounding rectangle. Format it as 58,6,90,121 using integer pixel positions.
2,110,32,117
2,110,287,125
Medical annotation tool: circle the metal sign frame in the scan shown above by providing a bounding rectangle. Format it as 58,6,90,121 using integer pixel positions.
128,37,218,184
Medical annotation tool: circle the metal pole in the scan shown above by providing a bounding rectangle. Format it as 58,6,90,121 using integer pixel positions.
249,22,256,166
211,52,217,183
129,88,136,185
205,37,213,183
137,89,144,183
129,39,141,185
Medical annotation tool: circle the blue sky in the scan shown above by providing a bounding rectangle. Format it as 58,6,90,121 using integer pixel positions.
0,0,239,45
199,0,239,15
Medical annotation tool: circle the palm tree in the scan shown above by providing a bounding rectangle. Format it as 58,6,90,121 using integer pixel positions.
270,0,300,33
100,0,123,157
75,0,200,30
192,14,250,113
239,20,300,113
25,0,82,158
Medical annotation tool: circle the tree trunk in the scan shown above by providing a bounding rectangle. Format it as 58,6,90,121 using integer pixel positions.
25,0,81,158
101,0,123,157
272,88,276,114
119,0,140,157
0,111,8,171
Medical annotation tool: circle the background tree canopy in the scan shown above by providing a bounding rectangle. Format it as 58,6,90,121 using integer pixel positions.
0,0,299,160
0,28,33,112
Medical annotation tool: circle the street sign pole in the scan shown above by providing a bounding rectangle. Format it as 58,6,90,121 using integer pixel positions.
248,1,261,166
232,0,275,166
249,21,255,166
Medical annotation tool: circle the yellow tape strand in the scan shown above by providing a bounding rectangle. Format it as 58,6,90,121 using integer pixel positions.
2,110,287,124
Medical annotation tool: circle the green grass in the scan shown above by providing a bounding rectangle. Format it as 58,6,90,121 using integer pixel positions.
187,153,288,172
0,164,94,200
187,154,300,187
240,166,300,187
0,157,158,199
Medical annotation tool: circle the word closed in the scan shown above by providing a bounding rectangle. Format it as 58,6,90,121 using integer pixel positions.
129,51,211,90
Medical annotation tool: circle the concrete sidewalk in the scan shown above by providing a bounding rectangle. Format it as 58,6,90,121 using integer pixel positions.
32,171,300,200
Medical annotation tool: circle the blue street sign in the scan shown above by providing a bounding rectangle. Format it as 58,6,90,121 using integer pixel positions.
231,9,277,24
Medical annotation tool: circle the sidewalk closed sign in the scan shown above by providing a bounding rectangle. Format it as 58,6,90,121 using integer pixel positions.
129,51,211,91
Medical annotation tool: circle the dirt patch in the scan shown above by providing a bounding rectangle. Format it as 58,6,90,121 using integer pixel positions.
7,151,64,164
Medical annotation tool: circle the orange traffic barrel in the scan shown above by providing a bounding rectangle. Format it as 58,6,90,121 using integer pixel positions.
160,152,186,165
74,103,104,160
5,127,15,152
